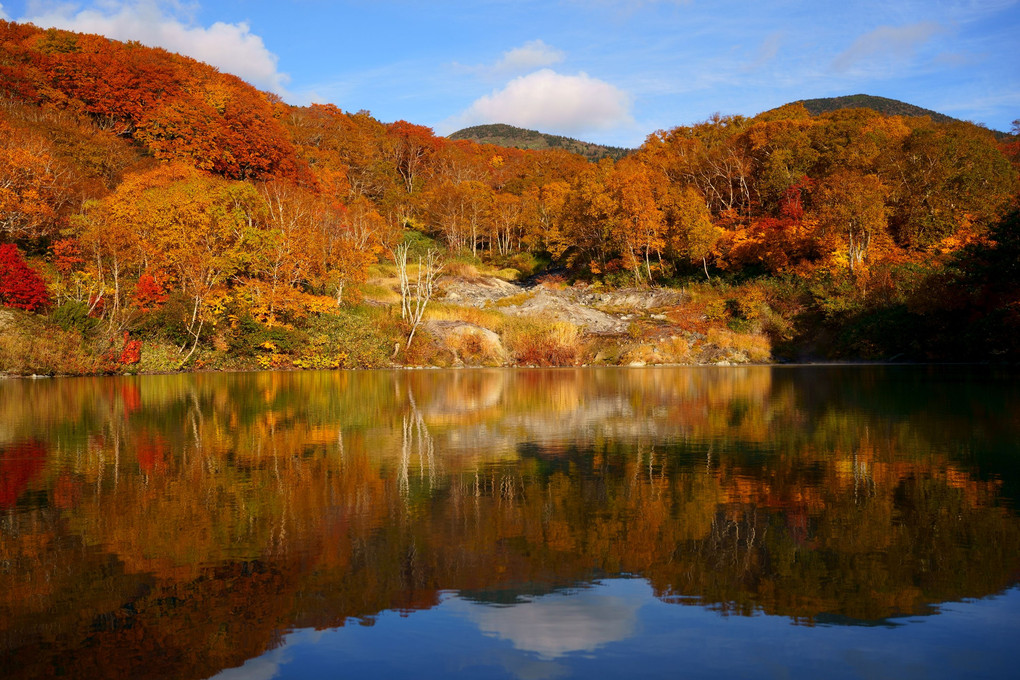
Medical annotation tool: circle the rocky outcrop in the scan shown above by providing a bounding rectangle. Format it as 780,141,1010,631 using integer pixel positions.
440,277,683,336
500,289,627,334
424,319,507,366
433,276,768,366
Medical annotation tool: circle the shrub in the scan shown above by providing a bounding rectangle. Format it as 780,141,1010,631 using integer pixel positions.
0,244,50,312
227,315,307,357
132,273,168,311
493,252,540,278
132,293,192,346
503,317,583,366
537,273,568,289
0,311,116,375
51,301,98,334
401,229,442,259
706,327,771,362
304,306,400,368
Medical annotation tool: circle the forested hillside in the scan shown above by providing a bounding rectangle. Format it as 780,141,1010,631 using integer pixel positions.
449,123,632,161
1,21,1018,374
790,94,959,125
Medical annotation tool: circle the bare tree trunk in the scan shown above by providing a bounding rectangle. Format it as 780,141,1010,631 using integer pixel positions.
393,244,444,351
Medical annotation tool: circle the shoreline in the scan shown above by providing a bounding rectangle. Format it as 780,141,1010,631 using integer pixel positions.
3,359,1011,381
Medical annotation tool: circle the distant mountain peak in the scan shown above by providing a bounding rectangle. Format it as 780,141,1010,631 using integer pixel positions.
790,94,957,125
448,123,632,162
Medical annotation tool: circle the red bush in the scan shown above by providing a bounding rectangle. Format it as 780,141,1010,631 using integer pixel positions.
132,272,168,311
119,331,142,365
0,244,51,312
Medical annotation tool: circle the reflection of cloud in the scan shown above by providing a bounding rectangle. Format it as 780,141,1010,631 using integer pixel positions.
19,1,290,95
832,22,943,72
452,587,641,660
444,69,633,136
208,645,287,680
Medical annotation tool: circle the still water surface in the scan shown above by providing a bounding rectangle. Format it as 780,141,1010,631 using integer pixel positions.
1,366,1018,679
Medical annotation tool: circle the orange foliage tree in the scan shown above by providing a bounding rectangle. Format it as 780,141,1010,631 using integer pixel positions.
1,22,304,182
0,118,67,241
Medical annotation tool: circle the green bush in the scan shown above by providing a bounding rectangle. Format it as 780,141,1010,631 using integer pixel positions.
305,306,400,368
493,252,541,277
132,294,192,346
228,315,308,356
401,229,442,259
51,301,98,334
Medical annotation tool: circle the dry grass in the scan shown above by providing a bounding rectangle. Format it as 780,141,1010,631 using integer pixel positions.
706,327,771,362
367,263,399,278
494,290,536,307
445,260,483,281
502,317,583,366
359,282,401,304
445,330,505,366
620,336,695,365
660,336,695,363
425,303,506,331
0,313,116,375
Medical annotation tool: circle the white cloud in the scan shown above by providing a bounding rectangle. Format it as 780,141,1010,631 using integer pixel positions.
444,68,633,135
19,1,290,95
745,32,783,71
492,40,565,76
453,39,566,80
0,4,9,21
832,22,944,72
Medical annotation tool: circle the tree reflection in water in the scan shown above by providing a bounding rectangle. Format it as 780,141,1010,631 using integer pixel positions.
0,366,1017,679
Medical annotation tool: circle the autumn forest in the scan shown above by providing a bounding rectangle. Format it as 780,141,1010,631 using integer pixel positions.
1,21,1019,374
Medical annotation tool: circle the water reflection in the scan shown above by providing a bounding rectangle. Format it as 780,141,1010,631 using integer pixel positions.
0,366,1018,679
202,579,1020,680
456,590,639,660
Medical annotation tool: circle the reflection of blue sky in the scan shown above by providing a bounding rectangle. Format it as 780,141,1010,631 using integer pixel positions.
205,581,1020,680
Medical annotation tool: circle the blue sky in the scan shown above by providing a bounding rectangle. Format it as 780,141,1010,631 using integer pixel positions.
1,1,1017,147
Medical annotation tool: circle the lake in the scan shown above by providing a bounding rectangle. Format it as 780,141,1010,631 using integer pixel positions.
1,366,1018,679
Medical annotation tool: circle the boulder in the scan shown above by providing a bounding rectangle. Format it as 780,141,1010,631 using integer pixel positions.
425,320,507,366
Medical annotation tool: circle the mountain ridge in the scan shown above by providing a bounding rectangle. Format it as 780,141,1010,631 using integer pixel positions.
787,94,958,125
448,123,632,162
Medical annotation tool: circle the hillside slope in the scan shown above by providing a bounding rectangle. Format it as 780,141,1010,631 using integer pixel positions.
791,94,957,124
449,123,631,162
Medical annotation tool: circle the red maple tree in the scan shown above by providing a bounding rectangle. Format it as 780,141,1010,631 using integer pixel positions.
0,243,50,312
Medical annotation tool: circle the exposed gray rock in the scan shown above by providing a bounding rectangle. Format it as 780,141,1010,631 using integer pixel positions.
440,277,642,335
501,288,627,334
434,277,762,364
442,277,524,305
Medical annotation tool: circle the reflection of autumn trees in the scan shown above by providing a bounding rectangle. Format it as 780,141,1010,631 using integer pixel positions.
1,368,1018,678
